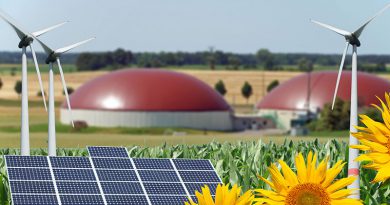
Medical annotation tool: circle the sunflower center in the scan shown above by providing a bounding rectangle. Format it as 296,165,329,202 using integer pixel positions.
285,183,330,205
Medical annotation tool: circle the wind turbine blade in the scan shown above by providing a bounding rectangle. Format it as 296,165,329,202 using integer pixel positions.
55,37,95,54
332,42,349,110
311,19,351,37
56,58,74,127
32,21,68,37
0,10,29,39
353,3,390,38
30,44,47,111
32,36,54,55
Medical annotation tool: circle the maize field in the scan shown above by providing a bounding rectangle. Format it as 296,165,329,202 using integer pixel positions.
0,139,389,204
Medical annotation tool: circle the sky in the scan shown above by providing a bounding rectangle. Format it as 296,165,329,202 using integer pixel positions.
1,0,390,54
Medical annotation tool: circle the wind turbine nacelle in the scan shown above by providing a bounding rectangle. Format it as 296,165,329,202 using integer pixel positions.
346,34,361,47
18,36,33,48
45,52,57,64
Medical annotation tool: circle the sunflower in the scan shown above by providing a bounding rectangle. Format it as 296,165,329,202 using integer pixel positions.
185,184,254,205
351,92,390,183
254,152,362,205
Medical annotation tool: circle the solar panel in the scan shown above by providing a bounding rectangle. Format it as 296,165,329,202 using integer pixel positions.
9,181,55,194
105,195,149,205
56,181,101,194
59,195,105,205
8,168,52,180
173,159,214,170
6,156,49,168
50,156,92,168
88,146,129,158
6,147,222,205
53,168,96,181
101,182,144,194
143,182,187,195
13,195,59,205
96,169,138,182
149,195,191,205
133,158,174,170
92,158,134,169
138,170,181,182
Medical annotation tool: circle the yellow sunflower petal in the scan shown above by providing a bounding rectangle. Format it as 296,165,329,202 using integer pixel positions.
371,162,390,183
278,160,299,186
326,177,356,194
295,153,308,183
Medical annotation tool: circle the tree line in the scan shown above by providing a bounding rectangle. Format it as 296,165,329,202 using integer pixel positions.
0,49,389,72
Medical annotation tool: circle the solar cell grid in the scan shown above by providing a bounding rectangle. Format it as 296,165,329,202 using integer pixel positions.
133,158,174,170
88,146,129,158
143,182,186,195
5,156,48,168
105,195,149,205
92,158,133,169
101,182,144,194
8,168,52,181
53,168,96,181
138,170,180,182
10,181,55,194
179,171,221,183
149,195,190,205
50,157,92,168
12,194,58,205
173,159,214,170
97,169,138,182
56,181,101,194
185,183,221,195
59,194,105,205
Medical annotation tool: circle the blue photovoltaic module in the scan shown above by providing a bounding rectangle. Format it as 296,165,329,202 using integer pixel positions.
5,146,222,205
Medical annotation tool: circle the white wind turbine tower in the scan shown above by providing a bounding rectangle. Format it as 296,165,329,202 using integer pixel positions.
34,37,95,156
311,4,390,198
0,11,66,156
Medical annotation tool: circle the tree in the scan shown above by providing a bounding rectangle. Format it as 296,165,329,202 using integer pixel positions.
256,49,274,70
228,55,241,70
207,47,216,70
309,98,350,131
297,57,313,72
14,80,22,97
267,80,279,92
214,80,227,96
241,81,253,104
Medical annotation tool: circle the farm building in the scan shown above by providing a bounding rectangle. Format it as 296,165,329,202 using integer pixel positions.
61,69,236,131
257,71,390,130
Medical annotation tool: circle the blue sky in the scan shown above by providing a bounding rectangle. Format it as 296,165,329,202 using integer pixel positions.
1,0,390,54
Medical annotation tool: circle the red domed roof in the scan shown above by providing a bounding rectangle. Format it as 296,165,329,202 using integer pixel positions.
257,71,390,111
63,69,231,111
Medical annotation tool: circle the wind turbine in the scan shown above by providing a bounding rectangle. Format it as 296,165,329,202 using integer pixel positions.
34,37,95,156
0,11,67,156
311,4,390,198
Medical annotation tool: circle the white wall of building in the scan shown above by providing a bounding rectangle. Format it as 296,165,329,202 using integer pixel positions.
61,109,234,131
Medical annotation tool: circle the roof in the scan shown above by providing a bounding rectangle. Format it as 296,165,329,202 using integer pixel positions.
257,71,390,111
63,69,231,112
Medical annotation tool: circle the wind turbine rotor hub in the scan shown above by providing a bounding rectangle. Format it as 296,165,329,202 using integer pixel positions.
18,36,33,48
346,34,361,47
45,52,57,64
